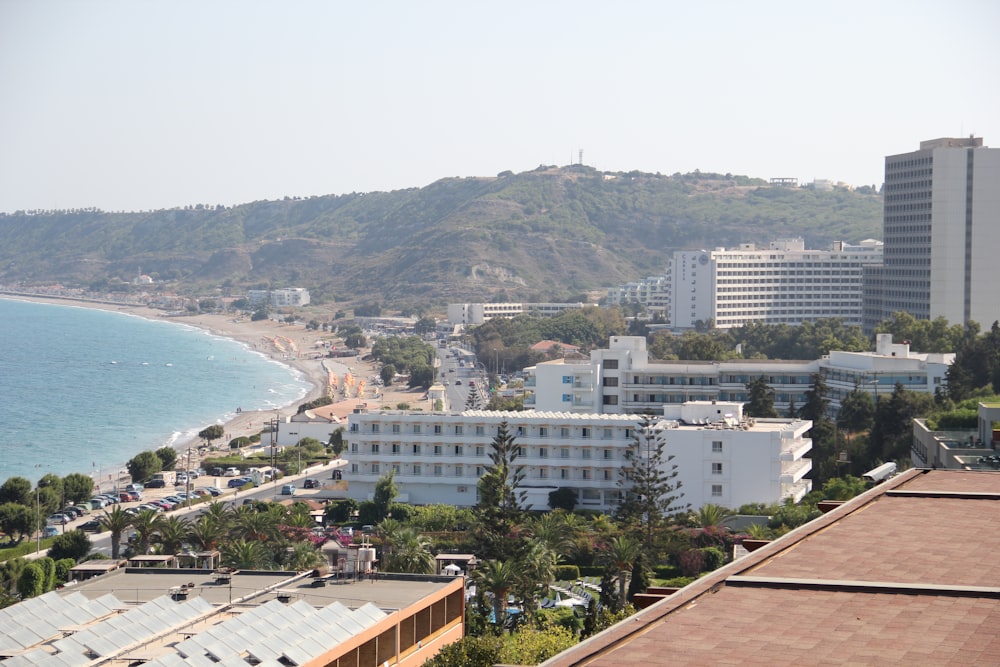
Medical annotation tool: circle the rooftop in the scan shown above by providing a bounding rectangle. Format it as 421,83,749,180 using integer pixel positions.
540,469,1000,667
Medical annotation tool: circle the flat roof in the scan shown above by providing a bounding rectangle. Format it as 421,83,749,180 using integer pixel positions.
541,469,1000,667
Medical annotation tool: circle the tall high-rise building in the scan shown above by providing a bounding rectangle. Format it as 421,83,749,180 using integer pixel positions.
863,137,1000,332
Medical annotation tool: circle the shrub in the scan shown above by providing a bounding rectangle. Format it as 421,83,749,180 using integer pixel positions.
653,564,681,579
17,563,45,599
36,557,56,592
54,558,76,585
47,531,92,562
701,546,726,571
554,564,580,581
678,549,706,578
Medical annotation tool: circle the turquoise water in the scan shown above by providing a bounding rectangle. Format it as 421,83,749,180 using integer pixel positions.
0,298,311,486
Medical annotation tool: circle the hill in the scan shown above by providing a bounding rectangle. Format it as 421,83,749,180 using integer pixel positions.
0,166,882,309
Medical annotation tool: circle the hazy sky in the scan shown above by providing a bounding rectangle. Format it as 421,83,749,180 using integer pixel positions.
2,0,998,213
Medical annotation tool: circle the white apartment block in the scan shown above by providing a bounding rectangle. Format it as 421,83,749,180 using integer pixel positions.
525,335,952,417
343,402,813,512
671,238,883,329
247,287,311,308
447,302,585,326
863,137,1000,332
605,275,670,317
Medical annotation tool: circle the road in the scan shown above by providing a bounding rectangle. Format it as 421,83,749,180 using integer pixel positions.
436,346,488,409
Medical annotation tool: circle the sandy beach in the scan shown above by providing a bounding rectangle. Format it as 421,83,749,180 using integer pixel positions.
4,295,426,480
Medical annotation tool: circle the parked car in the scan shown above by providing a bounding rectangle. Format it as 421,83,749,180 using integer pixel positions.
89,498,108,509
146,479,166,489
73,505,91,516
47,513,70,525
303,478,320,489
228,477,253,488
120,491,140,502
79,519,103,532
281,484,295,495
210,467,225,477
223,467,241,477
203,486,223,496
61,506,83,519
125,483,144,493
43,526,60,538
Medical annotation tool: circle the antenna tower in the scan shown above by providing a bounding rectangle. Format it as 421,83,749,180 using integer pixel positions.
578,149,584,165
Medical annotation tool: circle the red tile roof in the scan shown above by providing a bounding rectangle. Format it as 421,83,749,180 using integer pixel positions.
540,469,1000,667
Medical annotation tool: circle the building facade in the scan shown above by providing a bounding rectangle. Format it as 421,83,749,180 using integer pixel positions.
863,137,1000,332
446,302,586,326
247,287,311,308
343,402,813,512
525,335,952,417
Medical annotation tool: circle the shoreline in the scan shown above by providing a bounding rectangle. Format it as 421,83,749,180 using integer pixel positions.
1,294,336,485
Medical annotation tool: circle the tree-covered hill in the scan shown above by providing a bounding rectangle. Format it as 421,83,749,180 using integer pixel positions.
0,166,882,308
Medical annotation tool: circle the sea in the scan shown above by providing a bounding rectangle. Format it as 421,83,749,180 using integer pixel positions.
0,298,312,486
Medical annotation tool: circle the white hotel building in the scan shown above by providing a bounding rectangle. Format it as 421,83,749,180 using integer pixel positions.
526,335,952,417
343,401,813,512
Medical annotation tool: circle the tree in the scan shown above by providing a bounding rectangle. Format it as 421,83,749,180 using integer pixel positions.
344,333,367,349
0,503,35,543
187,514,228,552
47,530,91,561
327,427,346,456
744,376,778,418
414,317,437,335
0,477,32,506
472,559,520,628
465,389,482,410
475,422,528,560
63,473,95,504
155,446,178,471
155,515,190,554
380,363,396,386
126,451,162,483
130,509,160,554
222,539,273,569
99,506,133,559
372,471,398,523
37,474,64,504
837,385,875,433
386,527,435,574
198,424,225,447
617,413,687,550
601,535,641,611
17,563,46,599
547,487,577,511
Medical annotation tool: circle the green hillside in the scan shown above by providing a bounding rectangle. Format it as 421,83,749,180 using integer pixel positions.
0,166,882,308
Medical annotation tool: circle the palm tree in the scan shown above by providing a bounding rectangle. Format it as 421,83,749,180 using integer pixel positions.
221,539,272,570
201,501,231,526
376,517,404,567
601,535,641,611
695,503,733,529
99,506,133,559
283,541,324,571
472,559,520,628
528,513,574,558
130,509,160,555
155,515,190,555
187,514,228,552
230,509,278,543
386,528,434,574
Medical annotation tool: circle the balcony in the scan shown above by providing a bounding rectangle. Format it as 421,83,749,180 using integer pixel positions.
780,458,812,484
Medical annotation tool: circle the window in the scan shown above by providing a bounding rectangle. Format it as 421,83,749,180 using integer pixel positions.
539,447,548,459
603,428,613,439
624,429,632,439
603,449,613,460
392,424,401,434
562,375,573,384
582,449,591,460
603,395,619,405
454,466,463,476
604,359,619,369
560,469,569,479
371,424,379,433
351,443,359,453
476,466,484,476
582,469,591,480
475,426,485,436
455,425,463,435
581,427,591,438
560,427,570,437
539,469,548,479
371,464,380,474
603,470,612,480
371,443,379,453
351,463,358,473
349,424,359,432
561,448,570,459
517,446,526,456
712,441,723,453
433,425,442,434
412,444,421,454
413,425,421,434
712,484,723,497
434,465,443,477
412,464,421,476
539,427,548,437
392,464,400,474
455,445,463,455
562,394,572,402
603,377,618,387
391,443,401,454
517,426,525,436
712,462,723,475
476,446,485,456
433,445,443,455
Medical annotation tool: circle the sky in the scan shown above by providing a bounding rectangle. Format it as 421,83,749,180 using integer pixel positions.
1,0,998,213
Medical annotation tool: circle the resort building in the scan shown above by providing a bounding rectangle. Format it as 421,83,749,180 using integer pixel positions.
246,287,311,308
342,401,813,511
446,302,586,326
525,335,952,417
606,238,883,329
862,137,1000,333
0,568,464,667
